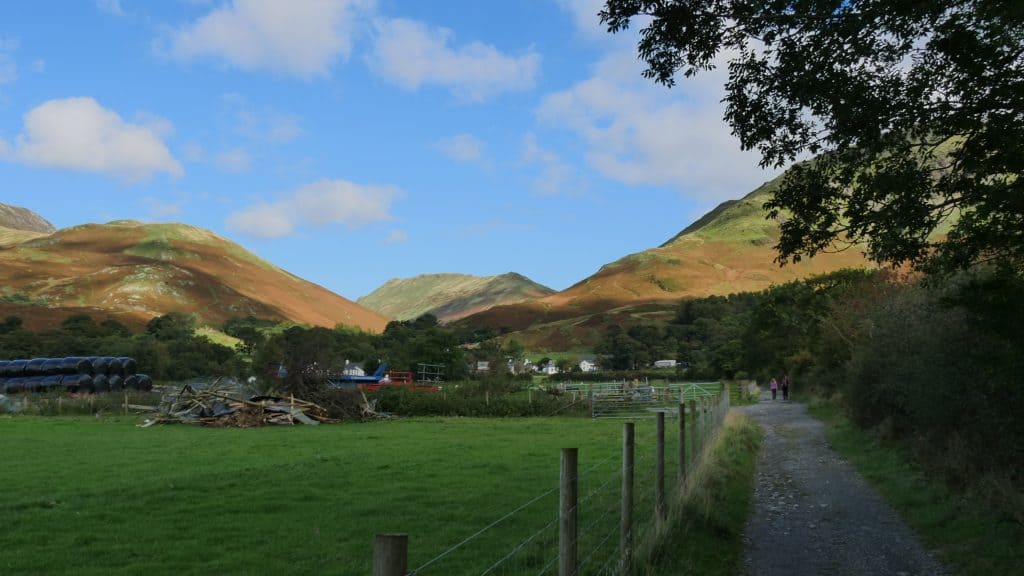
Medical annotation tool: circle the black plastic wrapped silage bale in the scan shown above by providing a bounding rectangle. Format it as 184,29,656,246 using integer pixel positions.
106,357,125,376
23,375,45,392
76,375,96,394
39,375,65,391
94,375,112,394
116,357,137,376
41,358,64,376
122,375,138,390
90,357,111,376
136,374,153,391
62,374,93,393
2,378,26,394
24,358,48,377
0,361,8,376
60,357,94,375
3,359,27,377
108,374,124,392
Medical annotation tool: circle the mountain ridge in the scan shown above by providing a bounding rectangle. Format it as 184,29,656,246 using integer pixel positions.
358,272,555,323
456,171,871,349
0,214,388,332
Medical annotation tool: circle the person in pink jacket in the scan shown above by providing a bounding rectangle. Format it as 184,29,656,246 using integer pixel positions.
769,377,778,401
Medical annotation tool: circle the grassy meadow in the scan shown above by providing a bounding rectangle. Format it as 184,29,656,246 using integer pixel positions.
0,414,691,575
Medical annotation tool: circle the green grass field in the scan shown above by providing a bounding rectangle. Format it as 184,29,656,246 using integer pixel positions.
0,414,692,575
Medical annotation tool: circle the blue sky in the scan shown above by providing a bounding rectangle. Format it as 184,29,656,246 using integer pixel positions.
0,0,778,299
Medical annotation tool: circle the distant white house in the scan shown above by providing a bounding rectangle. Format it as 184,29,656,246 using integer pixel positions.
541,363,559,375
579,359,599,372
475,360,491,372
523,361,538,373
653,359,678,369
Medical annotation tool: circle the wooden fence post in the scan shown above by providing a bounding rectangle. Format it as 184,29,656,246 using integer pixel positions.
655,412,666,526
560,447,579,576
678,402,686,490
689,399,698,463
373,533,407,576
621,422,634,576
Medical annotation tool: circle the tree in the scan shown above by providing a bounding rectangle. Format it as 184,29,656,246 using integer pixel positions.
602,1,1024,273
61,314,100,337
146,312,196,341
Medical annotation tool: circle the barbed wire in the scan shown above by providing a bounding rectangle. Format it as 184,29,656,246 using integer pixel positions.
410,484,559,574
478,515,558,576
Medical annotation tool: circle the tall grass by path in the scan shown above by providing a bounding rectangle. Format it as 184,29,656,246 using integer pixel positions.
0,414,682,575
639,412,762,575
808,400,1023,576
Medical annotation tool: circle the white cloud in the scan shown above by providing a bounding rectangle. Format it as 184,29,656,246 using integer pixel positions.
215,147,252,173
182,141,206,162
222,93,302,143
536,52,775,200
133,111,175,137
162,0,374,78
369,18,540,101
0,36,19,86
226,178,402,239
96,0,125,16
434,133,485,163
521,133,585,196
384,229,407,244
141,196,184,219
556,0,606,37
5,97,183,182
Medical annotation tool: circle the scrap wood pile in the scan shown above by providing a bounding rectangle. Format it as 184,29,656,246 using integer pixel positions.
144,377,381,428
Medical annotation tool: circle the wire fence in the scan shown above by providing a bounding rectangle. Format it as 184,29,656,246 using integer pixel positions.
590,381,720,419
375,383,733,576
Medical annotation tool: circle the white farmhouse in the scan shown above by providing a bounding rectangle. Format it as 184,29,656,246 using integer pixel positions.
653,359,678,369
579,359,599,372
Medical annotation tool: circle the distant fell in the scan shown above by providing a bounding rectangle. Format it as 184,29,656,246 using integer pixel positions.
0,202,56,234
0,203,57,245
458,171,870,349
0,218,388,332
358,272,555,323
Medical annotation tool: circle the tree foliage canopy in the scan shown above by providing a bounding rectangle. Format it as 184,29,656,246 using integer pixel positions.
602,0,1024,273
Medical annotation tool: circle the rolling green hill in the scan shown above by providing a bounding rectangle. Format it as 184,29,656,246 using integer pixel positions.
358,272,555,323
0,214,388,332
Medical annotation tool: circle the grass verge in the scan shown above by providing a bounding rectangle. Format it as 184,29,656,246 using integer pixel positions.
808,400,1023,576
638,412,763,575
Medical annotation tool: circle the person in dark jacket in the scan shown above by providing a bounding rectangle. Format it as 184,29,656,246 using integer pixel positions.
781,375,790,400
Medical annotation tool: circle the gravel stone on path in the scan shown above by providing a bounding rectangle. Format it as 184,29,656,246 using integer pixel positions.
738,392,949,576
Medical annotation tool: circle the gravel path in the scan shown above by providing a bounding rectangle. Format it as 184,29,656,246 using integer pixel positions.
738,392,949,576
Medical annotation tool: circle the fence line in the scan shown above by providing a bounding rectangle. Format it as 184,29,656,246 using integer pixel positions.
375,382,733,576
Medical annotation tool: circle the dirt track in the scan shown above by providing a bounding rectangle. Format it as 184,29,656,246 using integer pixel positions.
738,393,949,576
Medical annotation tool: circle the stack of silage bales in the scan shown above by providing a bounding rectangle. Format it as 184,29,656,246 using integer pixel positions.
0,356,153,394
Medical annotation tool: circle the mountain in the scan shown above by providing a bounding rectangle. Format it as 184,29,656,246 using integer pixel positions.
0,202,57,245
358,272,555,323
0,218,388,332
457,173,871,349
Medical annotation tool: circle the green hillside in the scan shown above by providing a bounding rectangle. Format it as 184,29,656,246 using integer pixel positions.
358,272,555,322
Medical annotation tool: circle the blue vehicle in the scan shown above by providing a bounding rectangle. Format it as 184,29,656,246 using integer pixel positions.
327,363,390,388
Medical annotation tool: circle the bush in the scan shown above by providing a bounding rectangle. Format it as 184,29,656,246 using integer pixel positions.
368,385,589,418
843,272,1024,498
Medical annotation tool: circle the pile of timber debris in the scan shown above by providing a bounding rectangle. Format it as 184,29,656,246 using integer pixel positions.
142,378,379,427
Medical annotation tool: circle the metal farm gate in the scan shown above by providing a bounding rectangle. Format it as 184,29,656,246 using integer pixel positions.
588,381,721,419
